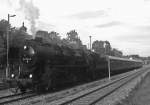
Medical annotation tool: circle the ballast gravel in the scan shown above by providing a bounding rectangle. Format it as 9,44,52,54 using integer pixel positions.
96,66,150,105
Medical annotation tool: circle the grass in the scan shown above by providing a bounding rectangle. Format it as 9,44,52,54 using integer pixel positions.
115,71,150,105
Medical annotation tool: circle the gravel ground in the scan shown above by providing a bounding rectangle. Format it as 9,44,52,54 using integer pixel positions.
95,66,150,105
116,67,150,105
0,89,15,97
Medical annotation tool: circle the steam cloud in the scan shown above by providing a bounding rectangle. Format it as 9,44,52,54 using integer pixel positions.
19,0,39,37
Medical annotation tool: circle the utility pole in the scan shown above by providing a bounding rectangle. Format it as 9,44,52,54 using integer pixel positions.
104,42,106,55
6,14,16,78
107,56,111,80
89,36,92,50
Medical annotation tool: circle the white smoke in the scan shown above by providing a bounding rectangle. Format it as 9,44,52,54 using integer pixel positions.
2,0,12,6
19,0,39,37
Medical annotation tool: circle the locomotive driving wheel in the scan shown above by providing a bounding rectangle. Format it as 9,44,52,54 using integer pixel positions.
42,65,57,91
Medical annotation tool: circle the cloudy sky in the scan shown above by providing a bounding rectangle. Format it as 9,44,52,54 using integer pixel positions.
0,0,150,57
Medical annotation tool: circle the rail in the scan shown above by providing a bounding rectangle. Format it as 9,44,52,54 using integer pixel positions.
0,91,36,105
47,67,148,105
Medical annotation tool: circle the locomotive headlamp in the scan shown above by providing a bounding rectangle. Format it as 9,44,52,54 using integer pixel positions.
24,45,27,50
29,74,32,78
11,74,15,78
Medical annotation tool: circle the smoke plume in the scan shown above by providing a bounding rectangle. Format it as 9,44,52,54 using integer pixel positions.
19,0,39,37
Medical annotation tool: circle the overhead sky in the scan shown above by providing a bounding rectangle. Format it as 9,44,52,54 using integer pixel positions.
0,0,150,57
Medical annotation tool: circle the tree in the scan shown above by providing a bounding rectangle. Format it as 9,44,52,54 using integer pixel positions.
10,29,32,47
129,55,140,59
0,19,9,34
67,30,78,42
49,31,62,45
111,48,123,57
0,19,9,63
0,19,10,48
92,40,105,56
0,19,32,64
104,40,112,55
66,30,83,49
0,33,5,60
92,40,114,56
49,31,60,40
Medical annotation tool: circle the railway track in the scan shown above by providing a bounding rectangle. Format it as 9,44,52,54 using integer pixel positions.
0,91,36,105
18,69,138,105
0,83,5,90
3,66,149,105
0,82,8,90
46,67,148,105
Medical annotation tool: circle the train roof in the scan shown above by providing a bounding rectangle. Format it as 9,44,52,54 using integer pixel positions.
108,56,143,62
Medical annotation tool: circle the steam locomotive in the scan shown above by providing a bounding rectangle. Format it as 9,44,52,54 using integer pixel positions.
8,39,143,92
